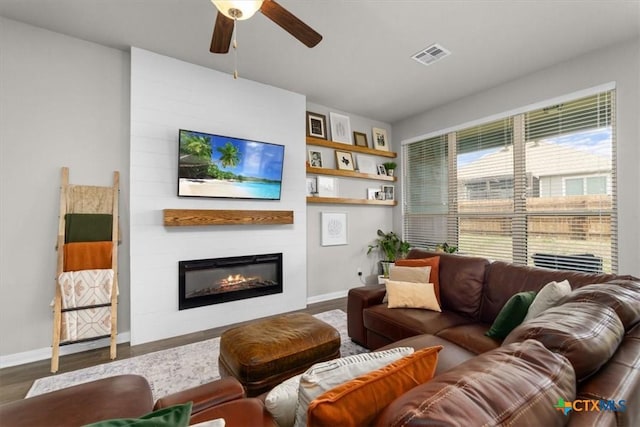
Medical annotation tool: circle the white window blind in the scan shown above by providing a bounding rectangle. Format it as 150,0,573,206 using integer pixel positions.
456,118,514,262
524,91,615,273
403,135,451,249
403,89,617,273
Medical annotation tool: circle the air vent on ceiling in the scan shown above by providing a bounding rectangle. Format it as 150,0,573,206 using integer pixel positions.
411,43,450,66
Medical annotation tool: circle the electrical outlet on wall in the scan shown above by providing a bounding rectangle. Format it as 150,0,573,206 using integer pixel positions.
357,267,362,276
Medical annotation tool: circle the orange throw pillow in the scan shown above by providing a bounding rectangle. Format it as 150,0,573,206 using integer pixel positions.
307,346,442,427
395,256,440,303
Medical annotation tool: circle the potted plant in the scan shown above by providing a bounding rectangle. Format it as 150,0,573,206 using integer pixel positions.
367,229,411,277
436,242,458,253
382,162,397,177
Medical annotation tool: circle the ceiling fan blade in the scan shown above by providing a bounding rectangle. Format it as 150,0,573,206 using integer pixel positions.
260,0,322,48
210,12,234,54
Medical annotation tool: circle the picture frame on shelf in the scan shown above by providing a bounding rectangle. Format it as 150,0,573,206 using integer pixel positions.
317,176,338,197
357,154,377,175
367,188,380,200
306,111,327,139
353,131,368,147
306,177,318,196
372,127,389,151
335,150,354,171
381,184,395,201
308,150,323,168
321,212,348,246
377,164,387,175
329,112,352,144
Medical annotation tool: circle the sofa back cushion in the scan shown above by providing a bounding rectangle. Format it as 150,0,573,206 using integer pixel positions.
480,261,619,324
504,302,624,381
406,249,489,319
374,339,576,427
557,280,640,331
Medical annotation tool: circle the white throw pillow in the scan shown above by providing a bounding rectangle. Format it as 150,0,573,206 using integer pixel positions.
293,347,414,427
383,266,432,302
523,279,572,321
389,265,431,283
264,374,302,427
386,280,441,312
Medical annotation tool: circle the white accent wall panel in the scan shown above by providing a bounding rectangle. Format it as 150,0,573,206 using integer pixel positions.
130,48,306,345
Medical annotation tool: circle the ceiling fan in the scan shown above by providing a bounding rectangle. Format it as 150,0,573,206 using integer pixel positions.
210,0,323,54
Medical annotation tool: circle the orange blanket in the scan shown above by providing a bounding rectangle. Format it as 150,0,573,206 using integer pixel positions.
63,242,113,272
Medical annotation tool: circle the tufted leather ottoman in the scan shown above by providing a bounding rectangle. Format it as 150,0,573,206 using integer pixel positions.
218,313,341,396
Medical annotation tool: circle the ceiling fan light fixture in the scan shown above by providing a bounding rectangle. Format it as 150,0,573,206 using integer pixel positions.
212,0,264,20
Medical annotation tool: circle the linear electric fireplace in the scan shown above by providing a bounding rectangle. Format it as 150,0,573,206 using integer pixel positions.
179,253,283,310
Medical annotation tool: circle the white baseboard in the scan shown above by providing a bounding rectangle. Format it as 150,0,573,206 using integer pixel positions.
307,290,348,305
1,293,349,368
0,332,131,369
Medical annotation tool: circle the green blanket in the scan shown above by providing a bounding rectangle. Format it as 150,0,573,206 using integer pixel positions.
65,214,113,243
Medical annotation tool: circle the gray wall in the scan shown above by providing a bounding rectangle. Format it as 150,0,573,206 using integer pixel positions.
0,18,131,363
305,103,394,298
393,38,640,277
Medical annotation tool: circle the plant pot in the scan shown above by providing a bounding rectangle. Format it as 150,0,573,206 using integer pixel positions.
386,169,395,177
380,261,395,278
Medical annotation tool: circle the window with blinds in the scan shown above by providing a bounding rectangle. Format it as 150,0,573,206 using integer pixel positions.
403,89,616,273
403,135,450,249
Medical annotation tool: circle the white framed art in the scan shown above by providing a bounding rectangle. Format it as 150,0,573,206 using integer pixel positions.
321,212,348,246
357,154,377,174
329,112,352,144
317,176,338,197
372,127,389,151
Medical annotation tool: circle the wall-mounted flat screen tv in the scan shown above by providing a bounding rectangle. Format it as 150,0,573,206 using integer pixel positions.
178,129,285,200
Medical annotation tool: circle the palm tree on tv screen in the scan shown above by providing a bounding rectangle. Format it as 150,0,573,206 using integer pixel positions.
217,142,241,169
180,133,212,160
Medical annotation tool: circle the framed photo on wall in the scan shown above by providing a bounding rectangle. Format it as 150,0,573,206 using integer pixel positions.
353,131,368,147
306,111,327,139
321,212,348,246
308,150,323,168
381,184,395,201
329,112,352,144
335,150,354,171
372,127,389,151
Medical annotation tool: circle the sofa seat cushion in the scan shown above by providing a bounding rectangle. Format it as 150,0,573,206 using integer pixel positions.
378,334,476,376
558,280,640,331
436,323,501,355
568,323,640,427
363,304,474,344
504,302,625,381
374,340,576,427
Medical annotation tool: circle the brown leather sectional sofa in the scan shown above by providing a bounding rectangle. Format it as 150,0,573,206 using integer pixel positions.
348,249,640,426
2,249,638,426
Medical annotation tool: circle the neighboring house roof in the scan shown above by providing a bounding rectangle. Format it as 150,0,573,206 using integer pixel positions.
457,140,611,181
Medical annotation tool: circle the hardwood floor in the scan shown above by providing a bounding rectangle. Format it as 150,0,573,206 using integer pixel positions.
0,297,347,405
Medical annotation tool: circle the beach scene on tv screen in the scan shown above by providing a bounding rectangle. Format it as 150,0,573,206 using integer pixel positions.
178,130,284,199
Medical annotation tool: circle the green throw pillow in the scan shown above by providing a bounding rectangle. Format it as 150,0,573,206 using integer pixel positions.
486,291,537,339
83,402,192,427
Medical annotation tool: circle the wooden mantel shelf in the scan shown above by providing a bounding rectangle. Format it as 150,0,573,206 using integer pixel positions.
163,209,294,226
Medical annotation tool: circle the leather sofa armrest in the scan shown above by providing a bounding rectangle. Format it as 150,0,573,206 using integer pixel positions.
347,285,386,348
189,398,277,427
154,377,245,415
